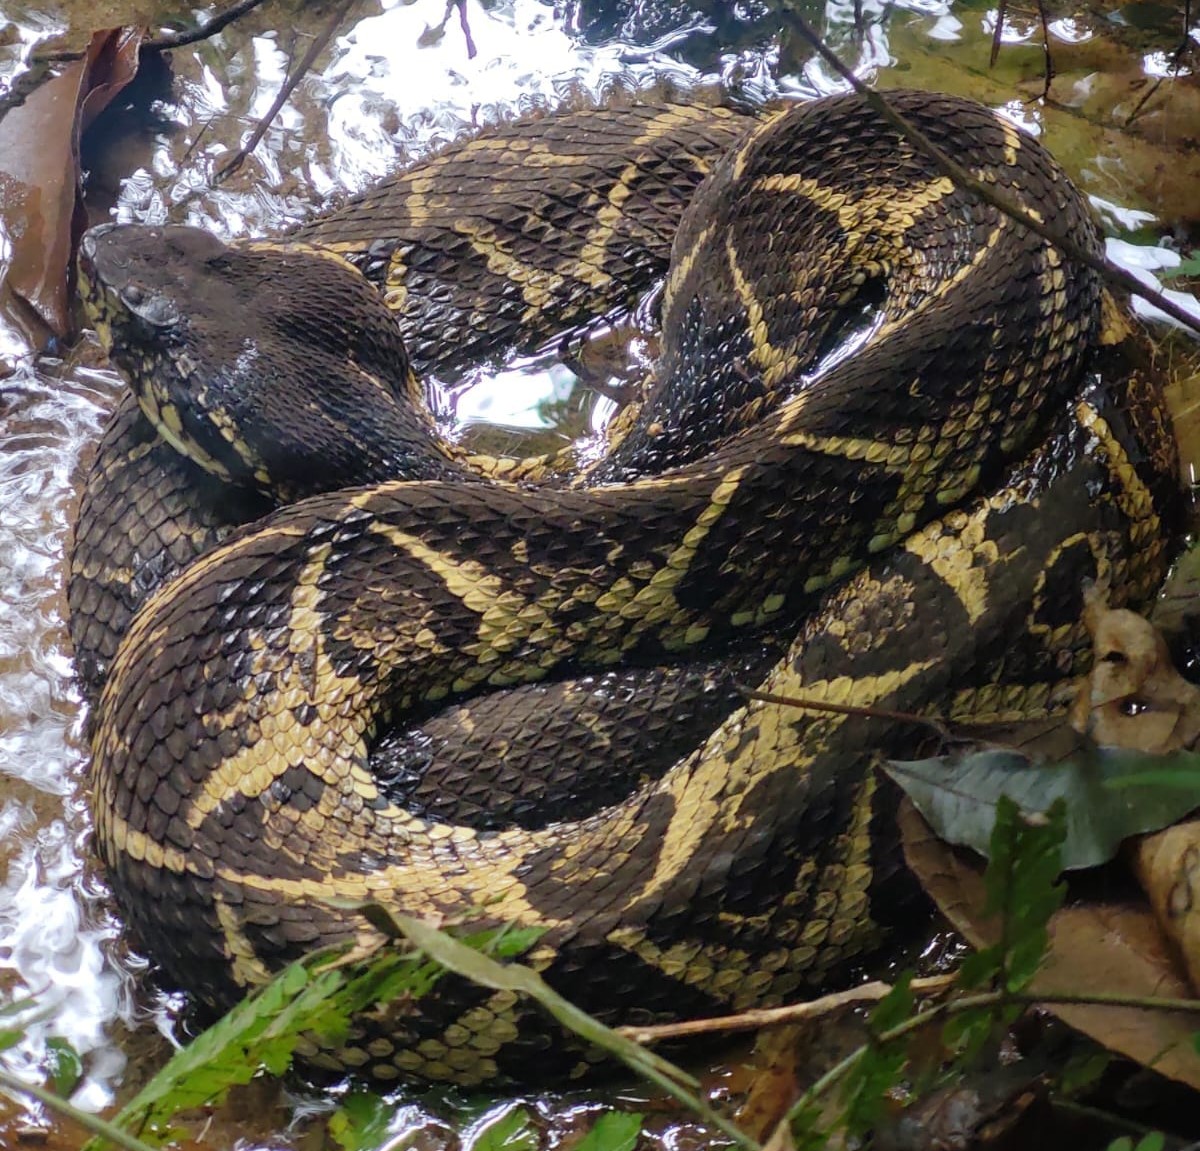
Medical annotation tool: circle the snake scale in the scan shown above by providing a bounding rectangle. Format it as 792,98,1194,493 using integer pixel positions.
70,92,1181,1084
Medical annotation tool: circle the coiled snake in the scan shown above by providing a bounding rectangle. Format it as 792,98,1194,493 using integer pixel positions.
71,93,1180,1084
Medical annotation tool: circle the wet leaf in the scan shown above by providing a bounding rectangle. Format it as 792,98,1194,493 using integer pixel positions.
1071,596,1200,754
573,1112,642,1151
474,1106,538,1151
44,1037,82,1097
886,747,1200,870
0,27,142,345
1162,252,1200,280
902,803,1200,1091
326,1090,392,1150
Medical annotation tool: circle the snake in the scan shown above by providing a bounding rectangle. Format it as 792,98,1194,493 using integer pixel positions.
70,91,1182,1085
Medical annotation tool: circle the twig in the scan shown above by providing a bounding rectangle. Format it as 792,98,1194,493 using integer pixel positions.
622,977,1200,1046
780,11,1200,339
147,0,270,51
988,0,1007,66
453,0,478,60
213,0,357,184
618,975,958,1043
1034,0,1054,102
33,0,271,62
1126,0,1195,127
735,683,953,742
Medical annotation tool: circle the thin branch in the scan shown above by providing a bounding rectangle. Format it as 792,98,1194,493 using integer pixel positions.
736,683,953,742
780,11,1200,339
618,976,957,1043
1034,0,1055,102
147,0,270,51
452,0,478,60
621,979,1200,1045
213,0,357,184
1126,0,1195,127
989,0,1008,67
33,0,271,63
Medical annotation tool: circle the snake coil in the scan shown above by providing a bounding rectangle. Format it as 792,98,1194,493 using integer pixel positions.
72,92,1179,1084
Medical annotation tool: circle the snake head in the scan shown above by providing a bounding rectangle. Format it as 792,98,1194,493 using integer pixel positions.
78,223,454,500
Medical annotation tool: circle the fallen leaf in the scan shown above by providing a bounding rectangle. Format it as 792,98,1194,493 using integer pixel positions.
0,27,142,345
1134,821,1200,996
902,802,1200,1092
1071,594,1200,995
1071,590,1200,753
885,745,1200,870
732,1026,804,1142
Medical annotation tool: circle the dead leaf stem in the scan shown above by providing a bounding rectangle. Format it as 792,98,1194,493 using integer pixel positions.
622,981,1200,1046
735,684,953,742
617,976,957,1042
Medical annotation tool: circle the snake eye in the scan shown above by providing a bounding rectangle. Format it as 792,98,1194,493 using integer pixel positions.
1119,698,1148,717
127,291,181,330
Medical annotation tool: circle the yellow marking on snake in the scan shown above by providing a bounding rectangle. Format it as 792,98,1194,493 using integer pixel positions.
182,543,380,830
592,464,751,649
620,659,937,914
724,232,801,388
903,503,1007,625
366,520,562,690
1075,399,1160,530
998,116,1022,167
214,892,276,986
754,173,955,240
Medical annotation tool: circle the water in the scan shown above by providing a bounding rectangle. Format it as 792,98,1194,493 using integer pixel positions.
0,0,1197,1145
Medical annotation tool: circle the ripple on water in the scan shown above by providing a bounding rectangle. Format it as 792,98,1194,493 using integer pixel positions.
0,359,133,1112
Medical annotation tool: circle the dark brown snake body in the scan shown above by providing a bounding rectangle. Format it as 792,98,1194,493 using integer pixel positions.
70,92,1181,1084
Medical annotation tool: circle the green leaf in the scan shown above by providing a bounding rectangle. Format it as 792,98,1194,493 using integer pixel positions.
327,1091,393,1151
573,1112,643,1151
841,1043,907,1137
869,973,913,1033
90,935,458,1149
381,914,760,1151
885,746,1200,869
1159,251,1200,280
0,1029,24,1052
472,1106,538,1150
45,1037,83,1097
1058,1049,1111,1095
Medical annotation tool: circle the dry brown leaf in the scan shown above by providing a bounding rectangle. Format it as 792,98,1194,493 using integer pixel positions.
731,1027,804,1142
1070,588,1200,753
0,27,142,345
902,802,1200,1091
1070,592,1200,994
1134,822,1200,997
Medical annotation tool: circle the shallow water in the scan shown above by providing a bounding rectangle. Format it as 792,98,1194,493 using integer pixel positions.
0,0,1198,1146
